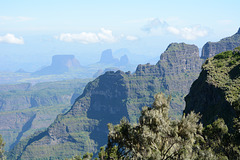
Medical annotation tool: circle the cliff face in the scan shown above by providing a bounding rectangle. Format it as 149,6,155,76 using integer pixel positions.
0,79,89,151
184,47,240,128
32,55,81,75
157,43,203,93
0,82,79,112
201,28,240,59
99,49,119,64
99,49,130,66
8,43,203,159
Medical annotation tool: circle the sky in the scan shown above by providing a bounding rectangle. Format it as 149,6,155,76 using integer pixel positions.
0,0,240,71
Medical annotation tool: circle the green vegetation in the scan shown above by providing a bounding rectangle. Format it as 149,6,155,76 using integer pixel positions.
0,78,90,151
0,135,5,160
105,93,203,159
70,93,240,160
7,43,203,159
204,48,240,103
185,47,240,130
67,152,93,160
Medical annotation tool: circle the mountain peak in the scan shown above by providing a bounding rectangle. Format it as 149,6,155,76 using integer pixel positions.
32,55,81,75
99,49,118,64
201,28,240,59
237,27,240,34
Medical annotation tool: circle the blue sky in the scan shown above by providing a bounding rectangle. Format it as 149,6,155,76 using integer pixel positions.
0,0,240,71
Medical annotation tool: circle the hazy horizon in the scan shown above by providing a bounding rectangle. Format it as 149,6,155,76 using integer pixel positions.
0,0,240,72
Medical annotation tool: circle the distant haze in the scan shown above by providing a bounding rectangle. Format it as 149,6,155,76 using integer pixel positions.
0,0,239,71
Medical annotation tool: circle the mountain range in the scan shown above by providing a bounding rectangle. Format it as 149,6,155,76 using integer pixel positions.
5,28,240,159
0,79,90,151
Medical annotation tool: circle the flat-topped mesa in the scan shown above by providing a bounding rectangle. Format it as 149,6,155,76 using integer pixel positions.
159,43,201,73
9,43,203,160
156,43,202,93
201,27,240,59
51,55,80,68
32,55,81,75
135,43,201,78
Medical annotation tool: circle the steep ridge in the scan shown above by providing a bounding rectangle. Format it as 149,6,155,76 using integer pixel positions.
8,43,203,159
0,79,89,151
201,27,240,59
184,47,240,129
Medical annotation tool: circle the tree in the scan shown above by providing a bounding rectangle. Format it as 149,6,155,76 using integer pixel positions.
106,93,204,159
0,134,5,160
82,152,93,160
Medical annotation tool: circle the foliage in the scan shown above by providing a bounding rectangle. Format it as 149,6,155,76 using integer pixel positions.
202,48,240,104
95,92,240,160
106,93,204,159
67,152,93,160
214,51,232,60
0,134,5,160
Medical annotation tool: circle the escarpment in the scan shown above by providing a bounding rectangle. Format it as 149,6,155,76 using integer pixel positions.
8,43,203,159
184,47,240,129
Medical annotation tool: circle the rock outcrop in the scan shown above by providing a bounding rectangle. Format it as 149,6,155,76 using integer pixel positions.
184,47,240,129
8,43,203,159
99,49,119,64
99,49,130,66
201,28,240,59
32,55,81,75
118,55,129,66
92,67,120,78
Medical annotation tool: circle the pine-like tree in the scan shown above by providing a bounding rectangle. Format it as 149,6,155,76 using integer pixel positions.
107,93,203,159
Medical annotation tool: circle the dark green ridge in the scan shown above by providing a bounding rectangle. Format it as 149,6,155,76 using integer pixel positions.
8,43,203,160
184,47,240,129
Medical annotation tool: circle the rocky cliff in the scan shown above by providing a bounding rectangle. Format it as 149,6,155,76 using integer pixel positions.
99,49,130,66
32,55,81,75
201,28,240,59
8,43,203,159
0,79,89,151
184,47,240,129
99,49,119,64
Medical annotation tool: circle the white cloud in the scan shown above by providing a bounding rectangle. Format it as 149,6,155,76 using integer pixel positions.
59,33,99,44
57,28,117,44
168,25,208,40
167,26,180,35
98,28,116,43
0,34,24,44
142,18,168,33
0,16,13,21
126,35,138,41
0,16,34,22
142,18,209,40
181,26,208,40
